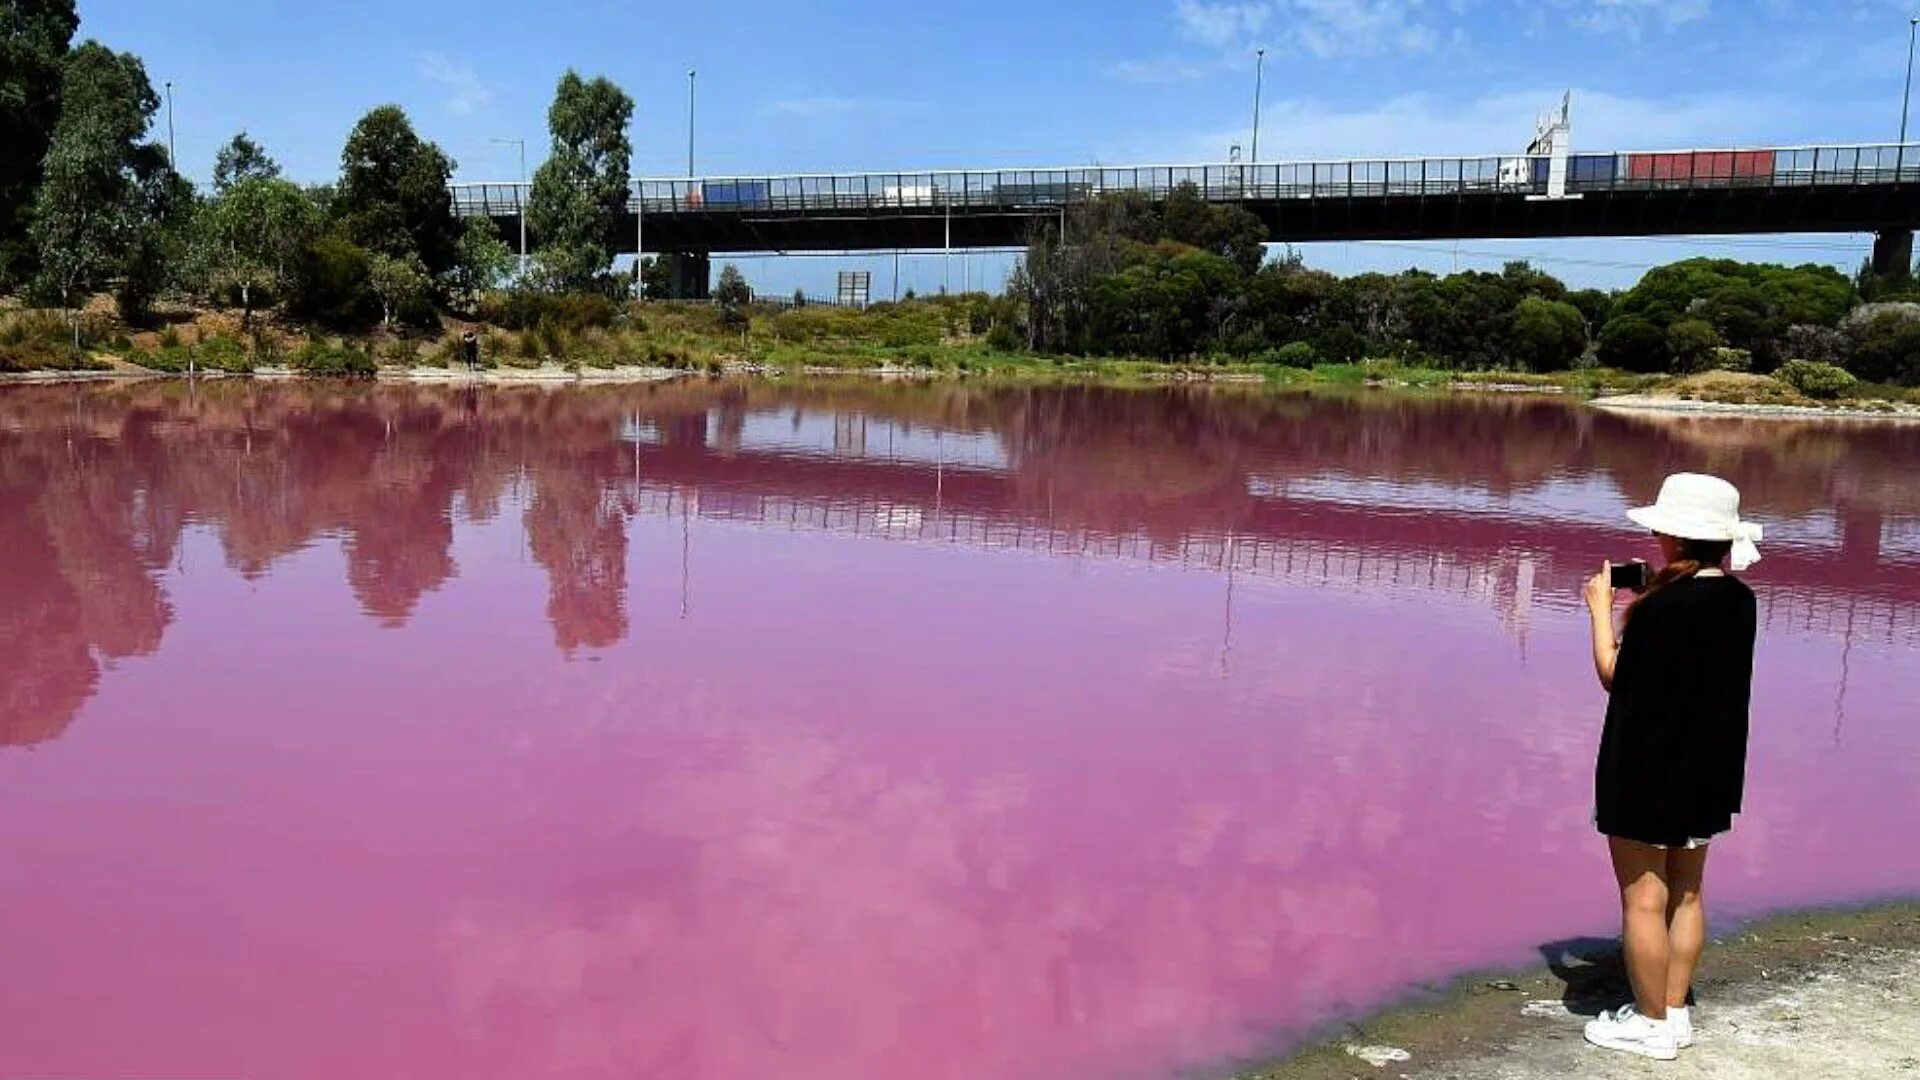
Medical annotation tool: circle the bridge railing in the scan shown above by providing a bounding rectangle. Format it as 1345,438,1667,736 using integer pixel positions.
447,144,1920,219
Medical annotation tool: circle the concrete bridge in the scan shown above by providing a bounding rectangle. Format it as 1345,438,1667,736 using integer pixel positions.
450,142,1920,297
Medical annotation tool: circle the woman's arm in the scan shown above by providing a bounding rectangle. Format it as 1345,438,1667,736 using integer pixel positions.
1585,562,1620,692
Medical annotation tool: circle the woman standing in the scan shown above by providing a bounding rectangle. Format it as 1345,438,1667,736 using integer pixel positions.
1581,473,1763,1060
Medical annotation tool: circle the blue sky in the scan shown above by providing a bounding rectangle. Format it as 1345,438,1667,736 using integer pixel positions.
78,0,1920,295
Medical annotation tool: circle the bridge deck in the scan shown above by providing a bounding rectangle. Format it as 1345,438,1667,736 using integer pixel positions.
451,144,1920,253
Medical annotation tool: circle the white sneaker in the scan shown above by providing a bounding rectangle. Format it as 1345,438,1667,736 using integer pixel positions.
1583,1003,1678,1061
1669,1006,1694,1049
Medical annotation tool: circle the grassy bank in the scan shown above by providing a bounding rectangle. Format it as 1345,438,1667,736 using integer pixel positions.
6,296,1919,411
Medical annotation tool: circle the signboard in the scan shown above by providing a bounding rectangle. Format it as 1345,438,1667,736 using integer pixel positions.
836,270,872,309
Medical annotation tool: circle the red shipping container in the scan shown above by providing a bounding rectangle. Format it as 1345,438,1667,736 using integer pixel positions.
1626,151,1775,183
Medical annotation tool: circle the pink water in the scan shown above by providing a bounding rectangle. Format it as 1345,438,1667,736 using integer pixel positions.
2,381,1917,1079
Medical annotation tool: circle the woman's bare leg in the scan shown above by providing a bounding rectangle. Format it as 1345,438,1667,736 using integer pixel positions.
1608,836,1671,1019
1663,845,1709,1009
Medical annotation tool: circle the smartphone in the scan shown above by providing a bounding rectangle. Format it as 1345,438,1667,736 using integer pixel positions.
1611,561,1650,592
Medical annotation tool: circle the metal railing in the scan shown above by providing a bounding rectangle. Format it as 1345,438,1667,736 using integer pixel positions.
447,143,1920,220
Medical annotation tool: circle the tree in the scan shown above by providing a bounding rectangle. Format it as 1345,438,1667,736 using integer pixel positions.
0,0,78,286
1507,296,1588,371
28,41,169,341
336,105,460,281
447,216,513,308
289,231,375,327
527,71,634,293
116,142,195,324
714,262,751,327
368,251,429,326
1595,315,1668,373
639,255,671,300
197,176,321,323
211,131,280,193
1844,305,1920,385
1666,318,1722,373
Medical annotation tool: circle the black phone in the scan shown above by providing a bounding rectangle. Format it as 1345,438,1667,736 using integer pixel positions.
1611,561,1650,592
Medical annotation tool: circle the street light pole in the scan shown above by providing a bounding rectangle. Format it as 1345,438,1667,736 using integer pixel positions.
164,81,176,165
687,69,697,178
1251,48,1265,163
489,138,528,273
1903,17,1920,146
632,120,645,300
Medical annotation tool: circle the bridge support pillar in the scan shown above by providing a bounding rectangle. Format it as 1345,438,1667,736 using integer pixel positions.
666,252,711,300
1872,229,1914,280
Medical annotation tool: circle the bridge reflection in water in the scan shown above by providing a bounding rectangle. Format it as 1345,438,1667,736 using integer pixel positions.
3,379,1916,752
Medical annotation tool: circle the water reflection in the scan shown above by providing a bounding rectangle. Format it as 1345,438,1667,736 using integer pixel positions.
1,382,1918,1079
3,381,1916,751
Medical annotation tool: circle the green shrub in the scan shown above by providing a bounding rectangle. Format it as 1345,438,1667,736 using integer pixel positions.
380,338,419,366
1595,315,1668,373
290,232,377,328
290,340,376,378
1774,359,1857,399
196,334,253,373
476,290,620,331
1262,341,1317,368
1711,347,1752,373
1666,318,1722,374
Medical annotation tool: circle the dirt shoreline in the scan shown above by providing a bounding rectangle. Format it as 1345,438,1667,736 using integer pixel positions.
1592,392,1920,423
1235,897,1920,1079
8,367,1920,424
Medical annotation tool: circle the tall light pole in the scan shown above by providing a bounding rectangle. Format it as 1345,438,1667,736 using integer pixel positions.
1904,17,1920,146
164,80,177,166
490,138,528,273
686,69,697,178
1250,48,1265,163
631,119,645,299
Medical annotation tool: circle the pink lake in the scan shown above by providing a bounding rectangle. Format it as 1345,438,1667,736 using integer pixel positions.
1,380,1917,1079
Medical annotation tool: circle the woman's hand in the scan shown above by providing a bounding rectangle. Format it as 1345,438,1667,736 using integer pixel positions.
1586,560,1620,691
1585,560,1617,615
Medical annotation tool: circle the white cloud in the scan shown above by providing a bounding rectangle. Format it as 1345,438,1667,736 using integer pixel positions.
770,96,925,120
1111,87,1821,164
1565,0,1712,36
1278,0,1441,58
1112,55,1238,83
1121,0,1718,78
1175,0,1273,47
419,52,491,117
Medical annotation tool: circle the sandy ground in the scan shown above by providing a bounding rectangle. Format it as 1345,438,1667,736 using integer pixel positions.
1592,393,1920,422
1242,902,1920,1080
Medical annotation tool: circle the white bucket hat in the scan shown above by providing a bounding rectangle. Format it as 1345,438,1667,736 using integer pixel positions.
1626,473,1763,571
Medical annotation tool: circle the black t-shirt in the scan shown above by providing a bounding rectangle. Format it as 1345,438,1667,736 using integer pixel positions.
1595,574,1758,846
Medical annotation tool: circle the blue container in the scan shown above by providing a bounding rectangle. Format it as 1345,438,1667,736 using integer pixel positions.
702,181,770,208
1569,154,1618,187
1528,154,1617,189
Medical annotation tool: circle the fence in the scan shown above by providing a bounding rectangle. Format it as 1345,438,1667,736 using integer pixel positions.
448,143,1920,220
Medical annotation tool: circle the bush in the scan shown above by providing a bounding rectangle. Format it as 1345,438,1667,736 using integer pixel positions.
1264,341,1318,368
0,310,99,371
290,340,376,378
196,334,253,373
475,289,620,331
380,338,419,366
1508,296,1588,372
1666,318,1722,374
1595,315,1668,373
1844,308,1920,385
1710,347,1752,373
290,233,377,327
1774,359,1858,399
